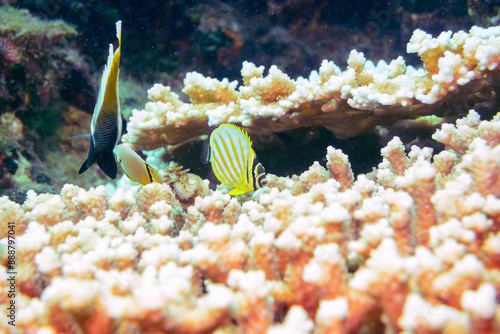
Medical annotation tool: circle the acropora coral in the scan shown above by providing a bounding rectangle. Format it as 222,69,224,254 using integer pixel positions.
2,23,500,334
123,25,500,152
1,107,500,333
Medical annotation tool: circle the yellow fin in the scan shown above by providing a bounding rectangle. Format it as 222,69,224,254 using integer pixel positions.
228,188,247,196
94,20,122,127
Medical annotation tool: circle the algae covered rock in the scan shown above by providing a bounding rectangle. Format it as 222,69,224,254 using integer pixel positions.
0,5,95,200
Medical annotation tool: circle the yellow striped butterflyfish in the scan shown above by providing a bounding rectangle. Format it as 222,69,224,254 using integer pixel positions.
114,144,163,185
201,124,267,195
79,20,124,179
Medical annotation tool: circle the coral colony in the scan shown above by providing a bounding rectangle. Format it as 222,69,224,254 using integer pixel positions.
122,26,500,151
1,24,500,333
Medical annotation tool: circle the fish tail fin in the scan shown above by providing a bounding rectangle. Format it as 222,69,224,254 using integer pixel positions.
96,152,117,179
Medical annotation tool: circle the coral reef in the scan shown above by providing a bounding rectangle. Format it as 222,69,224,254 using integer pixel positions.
0,5,90,116
123,25,500,152
2,108,500,333
0,5,98,200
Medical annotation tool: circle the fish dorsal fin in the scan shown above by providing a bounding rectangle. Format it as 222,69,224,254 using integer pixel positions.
116,20,122,46
92,20,122,131
222,123,252,146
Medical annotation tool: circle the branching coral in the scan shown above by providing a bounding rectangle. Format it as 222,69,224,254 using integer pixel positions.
2,106,500,332
124,25,500,151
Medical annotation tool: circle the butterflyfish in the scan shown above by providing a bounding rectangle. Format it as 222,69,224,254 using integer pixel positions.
201,124,267,195
114,144,163,185
79,20,123,179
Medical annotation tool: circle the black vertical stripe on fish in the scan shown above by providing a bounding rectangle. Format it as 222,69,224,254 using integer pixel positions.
251,156,258,191
145,162,153,183
200,136,212,164
256,166,267,187
256,163,267,187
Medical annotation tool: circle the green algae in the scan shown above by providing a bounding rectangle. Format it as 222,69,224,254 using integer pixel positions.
0,5,77,40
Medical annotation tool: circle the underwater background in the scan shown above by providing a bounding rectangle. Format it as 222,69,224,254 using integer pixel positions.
1,0,500,333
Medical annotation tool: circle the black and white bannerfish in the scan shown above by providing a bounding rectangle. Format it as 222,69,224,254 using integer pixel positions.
79,20,123,179
201,124,267,195
114,144,163,186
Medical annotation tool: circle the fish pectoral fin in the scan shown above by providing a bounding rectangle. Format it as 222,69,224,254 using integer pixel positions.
96,152,118,179
70,133,91,139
